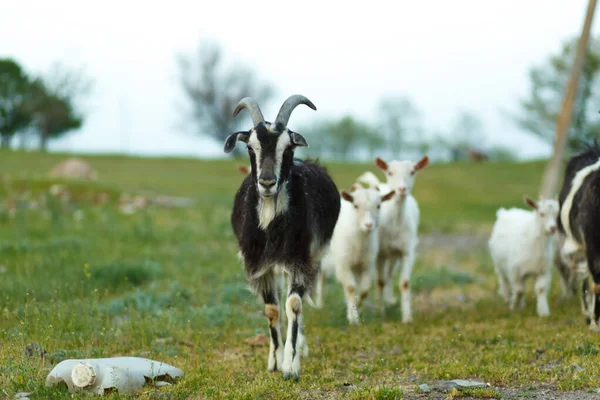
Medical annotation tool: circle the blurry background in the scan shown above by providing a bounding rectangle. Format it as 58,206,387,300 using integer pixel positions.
2,2,600,398
1,0,598,162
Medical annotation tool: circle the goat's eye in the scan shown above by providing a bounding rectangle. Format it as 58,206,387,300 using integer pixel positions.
377,205,381,209
354,205,358,209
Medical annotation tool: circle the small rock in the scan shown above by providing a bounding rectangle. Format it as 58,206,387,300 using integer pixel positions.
449,379,489,388
244,334,269,347
342,382,357,391
0,265,7,274
409,375,417,382
23,343,46,359
15,393,32,399
155,337,173,344
570,362,585,373
433,380,458,392
390,346,401,355
155,381,172,388
418,383,431,393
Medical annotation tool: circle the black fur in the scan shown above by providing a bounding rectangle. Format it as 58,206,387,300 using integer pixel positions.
231,157,340,294
557,140,600,325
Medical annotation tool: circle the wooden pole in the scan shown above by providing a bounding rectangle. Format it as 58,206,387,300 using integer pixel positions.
540,0,597,198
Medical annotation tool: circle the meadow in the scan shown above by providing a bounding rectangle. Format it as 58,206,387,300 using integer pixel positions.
1,150,599,399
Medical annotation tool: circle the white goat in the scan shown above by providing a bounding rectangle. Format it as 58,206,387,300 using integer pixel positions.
357,156,429,323
488,196,559,316
321,186,395,324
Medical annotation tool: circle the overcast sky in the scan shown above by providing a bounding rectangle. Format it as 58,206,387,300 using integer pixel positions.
1,0,596,160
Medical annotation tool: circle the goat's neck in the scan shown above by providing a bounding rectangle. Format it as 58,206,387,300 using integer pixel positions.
390,194,408,219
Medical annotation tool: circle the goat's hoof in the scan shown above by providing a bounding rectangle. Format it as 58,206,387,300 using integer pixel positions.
585,317,591,325
589,321,600,332
402,316,413,324
283,371,299,381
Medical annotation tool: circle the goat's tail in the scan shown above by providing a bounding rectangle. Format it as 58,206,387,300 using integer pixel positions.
356,171,381,187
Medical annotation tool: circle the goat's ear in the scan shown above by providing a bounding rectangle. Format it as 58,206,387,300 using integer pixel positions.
375,157,388,171
414,156,429,171
349,183,361,192
381,190,396,202
237,165,249,175
524,195,538,210
290,131,308,148
224,131,249,153
341,190,354,203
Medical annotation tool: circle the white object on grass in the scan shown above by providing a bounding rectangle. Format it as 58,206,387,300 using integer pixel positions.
45,356,183,395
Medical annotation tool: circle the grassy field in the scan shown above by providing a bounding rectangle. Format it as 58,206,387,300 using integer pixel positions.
1,150,599,399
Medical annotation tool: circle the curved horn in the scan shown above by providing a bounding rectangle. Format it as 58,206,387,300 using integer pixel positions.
233,97,265,126
274,94,317,126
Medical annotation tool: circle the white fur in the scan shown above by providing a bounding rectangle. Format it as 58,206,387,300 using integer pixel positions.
274,133,291,184
281,293,303,379
358,159,425,323
560,158,600,240
248,125,293,230
321,188,388,324
256,187,289,230
488,199,559,317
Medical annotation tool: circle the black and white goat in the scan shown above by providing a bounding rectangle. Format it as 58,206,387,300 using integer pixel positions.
225,95,341,380
557,141,600,330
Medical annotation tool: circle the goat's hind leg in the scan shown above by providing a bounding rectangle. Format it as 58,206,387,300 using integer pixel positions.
585,247,600,332
255,272,283,372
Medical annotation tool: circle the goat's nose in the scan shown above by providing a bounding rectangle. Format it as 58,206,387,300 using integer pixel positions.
398,186,407,195
365,223,373,231
259,178,276,188
549,226,557,234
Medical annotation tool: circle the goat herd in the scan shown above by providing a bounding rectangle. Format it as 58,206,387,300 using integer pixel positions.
223,94,600,381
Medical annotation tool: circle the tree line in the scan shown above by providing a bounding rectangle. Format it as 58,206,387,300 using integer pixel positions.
0,59,91,151
1,35,598,158
177,36,600,161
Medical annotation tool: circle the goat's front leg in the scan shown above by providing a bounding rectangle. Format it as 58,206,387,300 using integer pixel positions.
257,273,283,372
534,270,551,317
377,258,396,312
399,251,415,323
282,281,306,380
315,269,324,309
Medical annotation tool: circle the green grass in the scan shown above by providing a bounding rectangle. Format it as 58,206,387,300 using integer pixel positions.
1,149,599,399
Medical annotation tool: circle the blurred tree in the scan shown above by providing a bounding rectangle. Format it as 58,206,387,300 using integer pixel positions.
300,115,384,160
516,37,600,153
177,42,275,156
26,63,92,151
448,111,486,161
378,96,422,157
0,59,31,149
